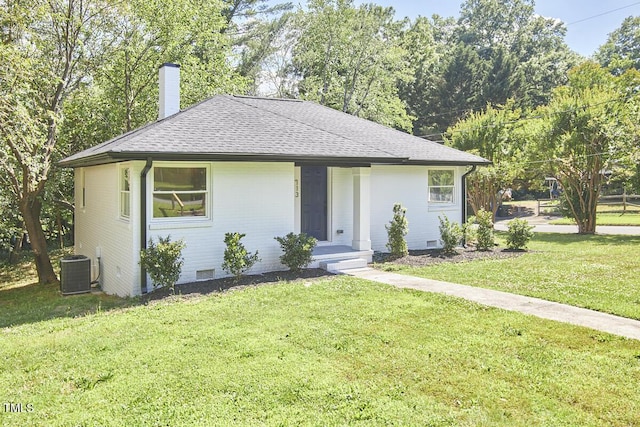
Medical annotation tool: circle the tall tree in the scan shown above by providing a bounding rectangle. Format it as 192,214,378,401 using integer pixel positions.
446,100,527,219
292,0,413,131
397,16,441,136
221,0,294,92
0,0,113,283
596,16,640,75
96,0,245,134
254,13,300,97
537,62,639,234
404,0,577,135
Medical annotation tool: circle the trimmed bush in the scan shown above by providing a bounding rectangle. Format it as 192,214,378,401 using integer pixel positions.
463,215,478,247
439,214,463,254
275,232,317,272
386,203,409,257
475,208,495,251
506,218,534,250
139,236,185,294
222,232,260,281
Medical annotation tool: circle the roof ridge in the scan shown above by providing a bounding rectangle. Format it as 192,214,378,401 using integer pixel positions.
232,94,302,103
230,96,407,161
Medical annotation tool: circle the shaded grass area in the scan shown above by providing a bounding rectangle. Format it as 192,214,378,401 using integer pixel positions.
0,249,136,329
376,233,640,320
1,277,640,426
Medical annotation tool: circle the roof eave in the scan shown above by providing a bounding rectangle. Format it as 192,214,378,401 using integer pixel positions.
59,151,492,169
403,159,492,166
58,151,412,168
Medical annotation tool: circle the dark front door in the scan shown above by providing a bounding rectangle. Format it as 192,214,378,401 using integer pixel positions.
301,166,328,241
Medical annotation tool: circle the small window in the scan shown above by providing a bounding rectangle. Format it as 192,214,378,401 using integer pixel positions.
428,170,455,204
153,167,207,218
120,167,131,218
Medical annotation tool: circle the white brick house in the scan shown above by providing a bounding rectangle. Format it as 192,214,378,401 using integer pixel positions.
60,64,489,297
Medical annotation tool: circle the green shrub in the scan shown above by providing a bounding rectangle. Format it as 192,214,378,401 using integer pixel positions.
438,214,463,254
463,215,477,247
386,203,409,257
275,232,317,272
139,236,185,294
222,232,260,281
506,218,534,250
475,209,495,251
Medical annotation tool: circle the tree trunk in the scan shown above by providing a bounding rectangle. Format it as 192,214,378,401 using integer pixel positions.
19,196,58,284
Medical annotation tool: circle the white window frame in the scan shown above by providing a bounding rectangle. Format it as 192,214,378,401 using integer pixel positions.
119,166,131,219
428,169,456,205
151,163,210,221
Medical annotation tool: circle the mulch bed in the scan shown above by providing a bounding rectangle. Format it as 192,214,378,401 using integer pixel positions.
143,247,526,302
373,246,526,267
142,268,332,302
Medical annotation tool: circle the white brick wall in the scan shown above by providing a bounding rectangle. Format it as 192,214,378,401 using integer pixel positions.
370,165,465,251
76,161,469,296
147,162,295,288
74,163,137,297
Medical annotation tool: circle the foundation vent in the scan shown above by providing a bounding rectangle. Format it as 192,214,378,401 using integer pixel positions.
196,269,214,281
426,240,439,249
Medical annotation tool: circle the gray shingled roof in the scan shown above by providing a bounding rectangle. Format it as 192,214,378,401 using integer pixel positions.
60,95,489,167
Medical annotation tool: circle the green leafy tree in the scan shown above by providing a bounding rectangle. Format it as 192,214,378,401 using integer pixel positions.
221,0,294,93
0,0,114,284
292,0,413,131
537,62,640,234
397,16,440,136
97,0,246,134
446,100,527,219
596,16,640,76
406,0,577,134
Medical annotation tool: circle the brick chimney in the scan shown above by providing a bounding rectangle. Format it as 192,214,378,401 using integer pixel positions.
158,63,180,120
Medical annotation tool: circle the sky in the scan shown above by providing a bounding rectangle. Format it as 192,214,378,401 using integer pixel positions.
353,0,640,57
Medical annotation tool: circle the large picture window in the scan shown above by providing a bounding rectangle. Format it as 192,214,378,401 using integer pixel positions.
428,170,455,204
153,166,208,218
120,167,130,219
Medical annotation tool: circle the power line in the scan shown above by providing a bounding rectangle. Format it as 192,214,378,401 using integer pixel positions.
567,2,640,26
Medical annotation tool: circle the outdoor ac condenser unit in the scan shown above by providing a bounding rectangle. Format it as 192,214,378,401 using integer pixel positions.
60,255,91,295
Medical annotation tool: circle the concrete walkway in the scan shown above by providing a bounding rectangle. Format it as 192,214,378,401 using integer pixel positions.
344,267,640,341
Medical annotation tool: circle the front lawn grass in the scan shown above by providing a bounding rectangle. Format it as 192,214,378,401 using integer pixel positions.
2,277,640,426
376,233,640,320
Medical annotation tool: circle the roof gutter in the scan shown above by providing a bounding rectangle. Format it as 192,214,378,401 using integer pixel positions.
140,157,153,294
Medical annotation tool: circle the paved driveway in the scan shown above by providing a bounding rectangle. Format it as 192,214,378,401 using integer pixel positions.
495,216,640,235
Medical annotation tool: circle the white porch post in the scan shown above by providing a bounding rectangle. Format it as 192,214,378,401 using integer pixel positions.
352,167,371,251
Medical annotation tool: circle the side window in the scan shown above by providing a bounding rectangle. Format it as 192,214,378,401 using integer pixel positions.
428,170,455,204
153,167,208,218
120,167,131,219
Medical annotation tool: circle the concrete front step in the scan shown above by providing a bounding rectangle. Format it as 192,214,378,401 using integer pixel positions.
320,258,368,273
